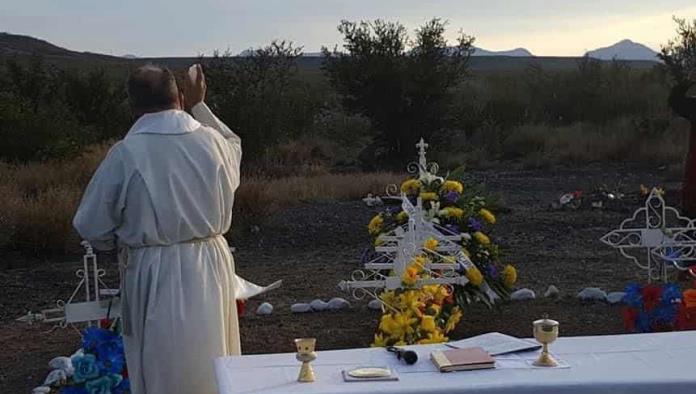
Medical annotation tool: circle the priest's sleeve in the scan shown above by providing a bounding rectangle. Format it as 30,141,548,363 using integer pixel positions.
73,143,128,251
191,101,242,188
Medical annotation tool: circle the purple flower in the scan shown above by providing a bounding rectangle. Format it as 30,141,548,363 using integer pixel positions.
468,218,483,232
443,224,460,235
445,192,460,203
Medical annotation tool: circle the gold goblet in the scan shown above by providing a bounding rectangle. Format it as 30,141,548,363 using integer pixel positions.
294,338,317,383
533,317,559,367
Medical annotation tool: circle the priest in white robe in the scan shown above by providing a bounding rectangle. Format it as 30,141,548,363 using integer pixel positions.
73,64,241,394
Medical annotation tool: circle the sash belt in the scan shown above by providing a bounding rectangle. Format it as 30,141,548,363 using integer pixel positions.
119,234,225,336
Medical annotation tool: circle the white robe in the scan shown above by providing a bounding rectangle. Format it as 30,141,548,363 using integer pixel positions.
73,103,241,394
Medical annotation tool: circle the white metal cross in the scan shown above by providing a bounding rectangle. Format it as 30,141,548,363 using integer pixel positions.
601,188,696,282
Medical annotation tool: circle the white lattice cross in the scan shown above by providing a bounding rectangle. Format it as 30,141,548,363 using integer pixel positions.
601,188,696,282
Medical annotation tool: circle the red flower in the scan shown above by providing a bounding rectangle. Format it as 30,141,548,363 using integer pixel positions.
99,319,112,329
236,299,246,316
642,285,662,311
622,307,638,331
572,190,583,199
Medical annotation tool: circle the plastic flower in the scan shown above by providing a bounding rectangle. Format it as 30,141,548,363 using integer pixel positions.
85,373,123,394
114,378,130,394
72,354,100,383
642,285,662,311
474,231,491,246
468,218,483,232
684,289,696,308
426,303,442,316
466,266,484,286
402,266,419,286
445,307,463,333
392,312,418,337
399,291,425,314
418,330,448,344
374,234,385,246
439,207,464,219
395,211,409,223
61,388,88,394
442,180,464,194
423,237,439,251
479,208,496,224
401,179,422,194
82,327,118,353
372,333,389,347
502,265,517,288
379,291,397,309
368,214,384,235
419,192,438,201
379,314,398,335
420,315,437,332
444,191,460,203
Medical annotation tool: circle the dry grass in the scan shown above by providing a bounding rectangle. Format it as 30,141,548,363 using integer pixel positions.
0,144,401,255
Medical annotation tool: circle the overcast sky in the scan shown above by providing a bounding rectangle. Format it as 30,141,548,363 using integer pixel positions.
2,0,696,57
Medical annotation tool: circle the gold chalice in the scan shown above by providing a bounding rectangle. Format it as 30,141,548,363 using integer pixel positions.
294,338,317,383
533,317,559,367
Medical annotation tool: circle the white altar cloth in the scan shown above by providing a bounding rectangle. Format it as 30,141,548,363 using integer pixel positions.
215,331,696,394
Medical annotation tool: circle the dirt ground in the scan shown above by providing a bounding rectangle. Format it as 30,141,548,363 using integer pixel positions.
0,163,684,392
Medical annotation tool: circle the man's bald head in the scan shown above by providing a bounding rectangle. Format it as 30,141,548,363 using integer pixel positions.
127,65,181,116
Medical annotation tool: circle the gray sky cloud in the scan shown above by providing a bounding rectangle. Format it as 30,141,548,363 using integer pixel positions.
1,0,695,57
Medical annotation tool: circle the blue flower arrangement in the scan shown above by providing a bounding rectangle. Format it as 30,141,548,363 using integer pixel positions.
622,282,683,333
55,324,130,394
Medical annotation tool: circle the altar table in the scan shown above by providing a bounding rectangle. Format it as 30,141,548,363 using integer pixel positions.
215,331,696,394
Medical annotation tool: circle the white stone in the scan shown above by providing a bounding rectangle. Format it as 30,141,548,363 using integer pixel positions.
48,356,74,377
256,302,273,315
43,369,67,386
510,288,536,301
327,297,350,310
310,299,329,311
368,299,383,310
607,292,626,305
577,287,608,301
32,387,51,394
544,285,560,298
290,303,312,313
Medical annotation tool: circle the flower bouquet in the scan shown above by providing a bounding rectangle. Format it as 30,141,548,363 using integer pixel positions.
368,172,517,346
622,282,696,332
39,322,129,394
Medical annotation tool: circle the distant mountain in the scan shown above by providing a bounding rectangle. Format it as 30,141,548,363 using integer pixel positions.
472,47,533,57
0,32,121,61
122,54,138,59
585,39,658,61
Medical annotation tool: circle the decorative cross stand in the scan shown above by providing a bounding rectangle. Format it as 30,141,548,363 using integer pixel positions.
339,139,498,309
16,241,119,330
601,188,696,282
17,243,281,330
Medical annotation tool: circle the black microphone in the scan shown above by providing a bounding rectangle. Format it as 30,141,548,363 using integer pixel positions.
386,346,418,365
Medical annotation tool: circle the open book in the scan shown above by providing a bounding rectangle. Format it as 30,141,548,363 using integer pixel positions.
446,332,541,356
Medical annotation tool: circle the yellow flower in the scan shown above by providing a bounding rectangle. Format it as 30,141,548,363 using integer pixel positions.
402,266,419,286
466,266,484,286
420,315,437,332
410,255,427,272
427,303,442,316
422,285,449,305
399,291,425,314
479,208,496,225
401,179,422,194
419,192,438,201
474,231,491,246
440,207,464,219
396,211,409,223
374,234,385,246
423,237,439,251
418,330,448,344
445,307,463,333
371,333,388,347
392,312,417,337
379,291,397,309
502,264,517,288
442,180,464,194
379,314,398,335
368,214,383,235
442,256,456,264
462,248,471,257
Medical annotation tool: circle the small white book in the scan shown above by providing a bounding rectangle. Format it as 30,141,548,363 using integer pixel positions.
446,332,541,356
